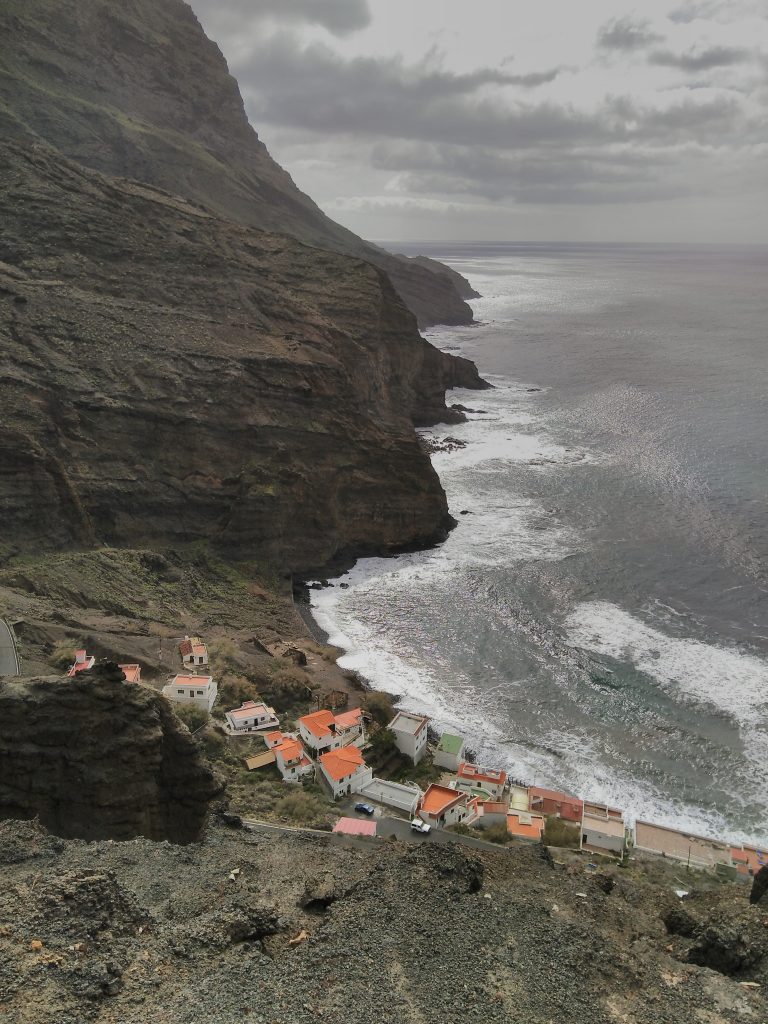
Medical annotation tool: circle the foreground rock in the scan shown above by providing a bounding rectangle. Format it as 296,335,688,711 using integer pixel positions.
0,666,222,842
0,818,764,1024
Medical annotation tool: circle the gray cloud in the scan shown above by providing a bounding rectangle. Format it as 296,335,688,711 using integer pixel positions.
237,36,606,149
192,0,370,36
596,16,663,51
668,1,766,24
649,45,752,70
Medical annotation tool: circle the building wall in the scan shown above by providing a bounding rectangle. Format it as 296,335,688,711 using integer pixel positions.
394,726,427,764
323,766,374,799
163,682,217,712
433,748,464,772
455,777,505,801
359,778,421,814
581,825,625,854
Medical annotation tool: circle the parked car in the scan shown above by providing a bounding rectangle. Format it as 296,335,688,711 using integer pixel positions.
410,819,431,834
354,802,375,816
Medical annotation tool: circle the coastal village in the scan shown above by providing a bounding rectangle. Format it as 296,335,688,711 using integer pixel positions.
66,638,766,882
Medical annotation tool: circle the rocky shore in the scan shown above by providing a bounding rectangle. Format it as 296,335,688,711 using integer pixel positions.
0,816,765,1024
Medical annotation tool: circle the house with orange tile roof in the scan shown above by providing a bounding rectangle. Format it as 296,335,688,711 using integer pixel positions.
273,736,315,783
178,635,208,668
454,762,508,802
224,700,279,735
528,786,583,822
162,673,217,712
418,784,476,829
507,810,546,842
297,706,365,755
118,664,141,684
67,649,95,677
318,745,373,798
388,710,429,764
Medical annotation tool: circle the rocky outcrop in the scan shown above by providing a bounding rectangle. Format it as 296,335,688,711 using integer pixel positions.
0,0,476,328
0,140,460,564
0,819,764,1024
0,665,222,843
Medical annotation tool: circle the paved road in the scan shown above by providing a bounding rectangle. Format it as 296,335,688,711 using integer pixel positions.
242,812,507,854
0,619,20,676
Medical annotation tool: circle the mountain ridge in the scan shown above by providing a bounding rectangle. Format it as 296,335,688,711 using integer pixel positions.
0,0,477,329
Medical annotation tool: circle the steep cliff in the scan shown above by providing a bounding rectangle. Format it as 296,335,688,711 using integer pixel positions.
0,665,222,842
0,141,462,563
0,0,476,329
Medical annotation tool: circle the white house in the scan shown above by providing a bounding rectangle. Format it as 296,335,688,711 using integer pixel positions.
178,635,209,668
454,762,508,802
162,674,217,712
273,737,315,784
297,707,365,756
67,649,95,677
419,784,479,829
580,804,627,858
224,700,279,735
388,710,429,764
358,778,423,815
318,745,373,799
433,733,466,772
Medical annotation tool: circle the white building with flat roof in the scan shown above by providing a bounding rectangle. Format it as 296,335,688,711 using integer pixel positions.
388,710,429,764
224,700,279,735
580,804,627,858
163,674,217,712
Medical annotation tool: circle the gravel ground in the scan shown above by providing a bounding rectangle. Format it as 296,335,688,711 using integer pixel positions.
0,817,765,1024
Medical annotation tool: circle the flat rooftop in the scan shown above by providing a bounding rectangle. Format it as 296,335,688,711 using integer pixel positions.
389,711,429,735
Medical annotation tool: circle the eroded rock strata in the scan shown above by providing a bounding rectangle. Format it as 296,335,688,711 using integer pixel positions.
0,140,464,564
0,0,477,328
0,666,222,842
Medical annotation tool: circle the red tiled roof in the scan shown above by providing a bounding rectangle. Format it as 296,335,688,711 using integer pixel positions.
334,707,363,730
299,709,336,740
275,738,305,764
319,745,366,782
457,762,508,787
420,784,465,816
118,664,141,683
178,639,194,656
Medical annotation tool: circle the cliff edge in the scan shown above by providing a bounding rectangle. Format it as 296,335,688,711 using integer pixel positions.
0,0,478,329
0,665,222,843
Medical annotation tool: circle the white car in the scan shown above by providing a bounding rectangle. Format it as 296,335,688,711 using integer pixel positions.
410,818,431,834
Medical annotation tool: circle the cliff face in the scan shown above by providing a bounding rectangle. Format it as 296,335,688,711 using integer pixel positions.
0,141,460,564
0,666,222,842
0,0,476,329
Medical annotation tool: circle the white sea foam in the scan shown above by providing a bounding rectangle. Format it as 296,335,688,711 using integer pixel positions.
310,262,768,848
566,600,768,731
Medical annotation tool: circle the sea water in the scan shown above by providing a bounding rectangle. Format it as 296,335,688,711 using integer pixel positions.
311,242,768,845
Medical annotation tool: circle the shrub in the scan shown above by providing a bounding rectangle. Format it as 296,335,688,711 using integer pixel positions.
543,816,580,849
50,639,78,670
174,703,210,733
276,790,330,824
365,691,395,728
262,665,315,711
482,823,512,845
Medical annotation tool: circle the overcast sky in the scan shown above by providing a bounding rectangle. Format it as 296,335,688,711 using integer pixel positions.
191,0,767,243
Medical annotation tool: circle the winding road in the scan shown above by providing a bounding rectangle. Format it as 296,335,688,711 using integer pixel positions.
0,619,20,676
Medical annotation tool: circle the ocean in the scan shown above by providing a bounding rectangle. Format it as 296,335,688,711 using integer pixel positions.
310,242,768,846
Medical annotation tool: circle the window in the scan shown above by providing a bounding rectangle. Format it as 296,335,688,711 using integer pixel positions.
177,690,184,695
197,690,204,696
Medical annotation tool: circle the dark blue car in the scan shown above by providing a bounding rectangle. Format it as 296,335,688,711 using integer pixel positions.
354,802,375,816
